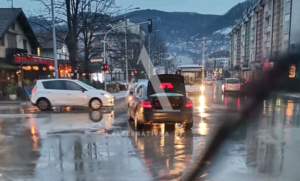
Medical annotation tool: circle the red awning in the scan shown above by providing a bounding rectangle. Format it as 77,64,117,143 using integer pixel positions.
14,54,54,66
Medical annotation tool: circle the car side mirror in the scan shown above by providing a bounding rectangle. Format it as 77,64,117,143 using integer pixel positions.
81,88,86,92
129,91,133,96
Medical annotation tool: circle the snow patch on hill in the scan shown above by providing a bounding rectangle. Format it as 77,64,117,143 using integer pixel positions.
213,27,233,35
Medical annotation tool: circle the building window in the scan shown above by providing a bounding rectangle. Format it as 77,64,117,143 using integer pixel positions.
11,23,15,30
23,39,27,50
285,0,291,14
7,33,17,48
0,39,4,46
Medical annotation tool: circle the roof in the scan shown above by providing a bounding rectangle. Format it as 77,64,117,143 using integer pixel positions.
208,51,230,58
0,8,39,48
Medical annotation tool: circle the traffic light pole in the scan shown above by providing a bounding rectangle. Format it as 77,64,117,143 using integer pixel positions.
148,34,151,78
103,20,151,90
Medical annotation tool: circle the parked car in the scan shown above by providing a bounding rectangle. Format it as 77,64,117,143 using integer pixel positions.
31,79,114,111
222,78,241,94
127,74,194,130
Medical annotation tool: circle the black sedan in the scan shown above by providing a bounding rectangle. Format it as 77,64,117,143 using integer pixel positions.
127,74,194,130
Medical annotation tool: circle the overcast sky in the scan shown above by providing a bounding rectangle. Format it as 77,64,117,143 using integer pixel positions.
1,0,245,15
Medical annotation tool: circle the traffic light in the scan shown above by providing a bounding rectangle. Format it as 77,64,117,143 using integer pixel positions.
134,70,138,74
102,64,109,71
148,19,152,33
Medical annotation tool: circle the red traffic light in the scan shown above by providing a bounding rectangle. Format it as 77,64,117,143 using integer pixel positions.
134,70,137,74
102,64,109,71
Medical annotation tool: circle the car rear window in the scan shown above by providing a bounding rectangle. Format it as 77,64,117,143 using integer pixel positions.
147,75,185,96
226,79,240,84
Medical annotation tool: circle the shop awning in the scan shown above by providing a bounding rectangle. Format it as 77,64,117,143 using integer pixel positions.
0,63,20,70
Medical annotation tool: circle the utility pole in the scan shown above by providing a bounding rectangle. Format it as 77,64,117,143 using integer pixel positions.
124,15,129,83
20,54,25,100
148,34,151,78
51,0,58,78
202,37,205,85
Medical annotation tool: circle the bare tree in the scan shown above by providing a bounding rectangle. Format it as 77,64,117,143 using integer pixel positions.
145,31,168,66
30,0,120,78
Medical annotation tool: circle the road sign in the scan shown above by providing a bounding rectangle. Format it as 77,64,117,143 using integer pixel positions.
91,59,103,63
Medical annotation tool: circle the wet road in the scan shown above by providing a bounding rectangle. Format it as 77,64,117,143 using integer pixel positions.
0,82,300,180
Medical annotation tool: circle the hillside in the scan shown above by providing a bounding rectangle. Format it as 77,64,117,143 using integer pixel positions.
127,0,252,42
127,10,220,42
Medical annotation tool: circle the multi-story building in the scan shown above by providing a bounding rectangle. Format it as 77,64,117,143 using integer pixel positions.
208,51,230,70
230,0,300,79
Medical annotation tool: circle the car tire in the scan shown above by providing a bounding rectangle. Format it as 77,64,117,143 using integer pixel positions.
134,112,144,130
185,121,194,130
37,98,51,111
90,98,102,110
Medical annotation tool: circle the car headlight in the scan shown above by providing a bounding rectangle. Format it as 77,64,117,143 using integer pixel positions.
200,85,205,92
104,94,111,98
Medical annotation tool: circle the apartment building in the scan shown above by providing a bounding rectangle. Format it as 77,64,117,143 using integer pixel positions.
230,0,300,79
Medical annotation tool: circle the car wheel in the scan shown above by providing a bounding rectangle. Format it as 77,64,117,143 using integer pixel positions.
185,121,194,130
90,99,102,110
37,98,51,111
134,112,144,130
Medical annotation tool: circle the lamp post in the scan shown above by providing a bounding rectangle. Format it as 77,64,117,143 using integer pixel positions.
51,0,58,78
19,54,25,100
124,7,140,84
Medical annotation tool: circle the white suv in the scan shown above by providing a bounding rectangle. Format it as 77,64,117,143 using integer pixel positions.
31,79,114,111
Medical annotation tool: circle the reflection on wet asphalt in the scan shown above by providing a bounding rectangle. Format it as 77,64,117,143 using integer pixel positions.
0,81,300,180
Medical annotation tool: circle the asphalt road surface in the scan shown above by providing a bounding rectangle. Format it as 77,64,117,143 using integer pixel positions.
0,81,300,181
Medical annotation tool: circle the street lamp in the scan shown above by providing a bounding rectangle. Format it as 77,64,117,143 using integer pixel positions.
124,7,140,84
51,0,58,79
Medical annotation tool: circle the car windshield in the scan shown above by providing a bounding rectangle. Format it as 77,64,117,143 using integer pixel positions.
76,80,96,90
226,79,239,84
180,72,202,85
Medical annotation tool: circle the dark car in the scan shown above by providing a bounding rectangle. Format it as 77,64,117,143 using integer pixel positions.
127,74,194,130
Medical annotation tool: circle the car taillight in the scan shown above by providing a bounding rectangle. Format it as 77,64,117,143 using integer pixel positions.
31,85,37,93
186,99,193,108
224,84,228,88
238,84,241,88
141,101,152,108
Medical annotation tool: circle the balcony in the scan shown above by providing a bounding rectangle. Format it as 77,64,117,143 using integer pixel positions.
251,36,254,42
251,23,255,29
